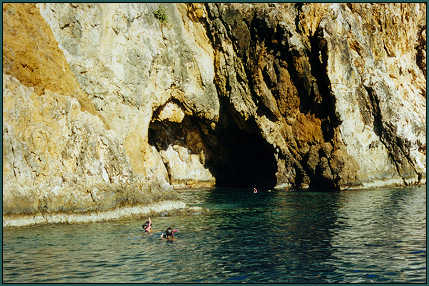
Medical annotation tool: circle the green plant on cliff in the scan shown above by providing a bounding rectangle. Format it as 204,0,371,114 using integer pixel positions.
153,7,168,24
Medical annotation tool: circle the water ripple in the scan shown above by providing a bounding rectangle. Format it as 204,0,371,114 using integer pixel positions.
3,186,426,283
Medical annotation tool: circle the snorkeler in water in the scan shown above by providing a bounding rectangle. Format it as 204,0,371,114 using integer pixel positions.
160,227,177,240
142,217,152,233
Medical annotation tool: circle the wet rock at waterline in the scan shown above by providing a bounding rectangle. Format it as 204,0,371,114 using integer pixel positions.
3,3,426,223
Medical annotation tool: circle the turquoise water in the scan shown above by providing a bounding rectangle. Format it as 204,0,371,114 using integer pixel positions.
3,185,426,283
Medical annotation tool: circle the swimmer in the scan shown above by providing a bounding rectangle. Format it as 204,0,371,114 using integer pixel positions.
253,187,258,194
160,227,177,240
142,217,152,232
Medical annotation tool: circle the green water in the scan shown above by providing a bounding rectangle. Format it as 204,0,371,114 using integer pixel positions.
2,185,426,283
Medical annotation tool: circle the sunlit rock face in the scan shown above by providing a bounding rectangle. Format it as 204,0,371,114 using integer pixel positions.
2,3,425,218
200,3,426,190
319,3,426,188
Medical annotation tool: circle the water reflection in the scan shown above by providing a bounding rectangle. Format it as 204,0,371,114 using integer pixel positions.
203,188,343,282
331,186,426,282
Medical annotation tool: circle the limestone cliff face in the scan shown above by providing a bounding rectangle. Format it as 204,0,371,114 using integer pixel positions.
200,3,426,190
3,3,426,218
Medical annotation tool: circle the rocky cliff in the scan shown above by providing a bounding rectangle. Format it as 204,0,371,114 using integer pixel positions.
3,3,426,225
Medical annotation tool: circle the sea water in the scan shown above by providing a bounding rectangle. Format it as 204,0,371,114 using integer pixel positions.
2,185,426,283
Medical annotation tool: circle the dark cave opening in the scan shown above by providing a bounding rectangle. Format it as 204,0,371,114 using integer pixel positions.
211,124,278,190
148,95,278,191
148,117,278,190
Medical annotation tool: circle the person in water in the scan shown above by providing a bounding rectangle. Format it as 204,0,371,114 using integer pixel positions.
160,227,177,240
253,187,258,194
142,217,152,232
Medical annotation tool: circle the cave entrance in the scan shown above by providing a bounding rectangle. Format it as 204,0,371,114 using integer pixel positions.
213,125,277,190
147,103,278,190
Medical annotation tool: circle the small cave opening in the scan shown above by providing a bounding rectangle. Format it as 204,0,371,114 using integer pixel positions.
211,124,278,190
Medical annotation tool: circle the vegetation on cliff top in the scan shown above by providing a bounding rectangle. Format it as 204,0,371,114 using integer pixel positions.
153,7,168,24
